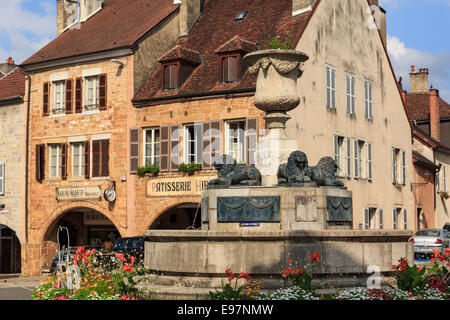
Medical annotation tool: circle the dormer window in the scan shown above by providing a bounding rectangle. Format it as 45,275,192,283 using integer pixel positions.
221,55,239,84
163,63,179,91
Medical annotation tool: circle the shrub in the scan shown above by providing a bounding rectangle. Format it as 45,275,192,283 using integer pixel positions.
136,164,159,176
263,35,294,50
178,163,202,175
392,257,428,292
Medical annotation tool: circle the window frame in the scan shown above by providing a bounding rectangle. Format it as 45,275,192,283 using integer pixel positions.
52,80,66,115
184,124,202,164
144,127,161,166
71,142,85,178
162,62,180,92
220,53,241,85
84,75,100,112
49,144,62,178
346,74,356,116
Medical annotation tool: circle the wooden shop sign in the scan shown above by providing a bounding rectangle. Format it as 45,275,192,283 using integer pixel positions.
56,187,102,201
146,176,215,197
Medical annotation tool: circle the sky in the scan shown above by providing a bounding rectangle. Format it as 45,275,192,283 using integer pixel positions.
0,0,449,99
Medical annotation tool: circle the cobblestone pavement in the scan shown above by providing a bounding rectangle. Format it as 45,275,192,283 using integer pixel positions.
0,274,46,300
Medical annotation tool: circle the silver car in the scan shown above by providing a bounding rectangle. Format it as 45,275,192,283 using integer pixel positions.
410,229,450,259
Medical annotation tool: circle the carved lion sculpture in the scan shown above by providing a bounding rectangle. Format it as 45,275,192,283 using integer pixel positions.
277,150,311,185
208,155,262,187
305,156,344,187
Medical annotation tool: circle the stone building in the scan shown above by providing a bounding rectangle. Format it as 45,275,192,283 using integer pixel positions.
132,0,415,232
20,0,195,275
0,57,26,273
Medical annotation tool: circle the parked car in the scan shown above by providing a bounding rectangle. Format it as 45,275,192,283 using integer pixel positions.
409,229,450,260
443,224,450,233
99,236,148,265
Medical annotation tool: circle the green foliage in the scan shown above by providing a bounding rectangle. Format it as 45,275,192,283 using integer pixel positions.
263,35,294,50
210,283,244,300
392,258,428,292
178,163,202,175
137,164,159,176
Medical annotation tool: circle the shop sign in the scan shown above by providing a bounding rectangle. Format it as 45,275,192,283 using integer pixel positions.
83,212,113,226
56,187,102,201
146,176,215,197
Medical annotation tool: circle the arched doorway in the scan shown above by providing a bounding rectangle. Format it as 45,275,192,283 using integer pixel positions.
150,203,201,230
0,225,21,274
41,207,121,271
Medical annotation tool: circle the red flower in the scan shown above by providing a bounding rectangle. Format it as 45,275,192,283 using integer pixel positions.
116,253,126,262
121,263,135,273
310,252,321,264
130,256,136,264
288,258,293,264
295,267,303,275
238,272,251,281
228,274,235,282
76,246,85,254
225,268,233,275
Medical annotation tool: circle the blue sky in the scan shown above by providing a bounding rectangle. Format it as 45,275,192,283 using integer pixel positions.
0,0,449,99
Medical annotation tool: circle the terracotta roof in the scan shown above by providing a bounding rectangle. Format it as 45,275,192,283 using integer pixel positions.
134,0,312,102
412,150,439,170
22,0,179,66
158,45,202,64
214,36,259,54
0,68,25,101
404,92,450,121
412,124,450,152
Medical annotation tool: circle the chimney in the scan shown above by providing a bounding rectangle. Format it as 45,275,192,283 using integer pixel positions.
177,0,202,38
0,57,17,75
429,86,441,141
79,0,102,22
292,0,315,16
409,66,429,93
57,0,78,36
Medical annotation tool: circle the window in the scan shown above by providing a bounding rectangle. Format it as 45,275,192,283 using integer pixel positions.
354,139,365,179
71,143,85,177
333,135,345,176
364,81,373,120
92,139,109,178
49,144,62,178
163,63,178,91
222,55,239,84
346,74,356,115
326,66,336,109
226,120,245,164
144,128,160,166
392,148,406,185
392,208,402,230
184,124,202,164
52,81,66,114
364,208,377,230
85,76,99,111
0,162,4,196
367,143,373,181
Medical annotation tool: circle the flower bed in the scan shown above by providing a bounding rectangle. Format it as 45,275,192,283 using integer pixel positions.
33,247,150,300
210,251,450,301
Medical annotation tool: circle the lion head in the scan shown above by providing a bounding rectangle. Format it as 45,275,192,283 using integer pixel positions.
288,150,308,170
316,156,339,176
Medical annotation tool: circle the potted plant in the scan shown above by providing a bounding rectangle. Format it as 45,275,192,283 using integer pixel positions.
136,164,159,177
439,191,449,200
178,163,202,175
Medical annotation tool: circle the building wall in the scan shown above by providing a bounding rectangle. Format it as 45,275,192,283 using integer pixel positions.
0,101,25,242
133,96,265,234
435,152,450,228
25,58,132,275
290,0,415,230
412,164,436,229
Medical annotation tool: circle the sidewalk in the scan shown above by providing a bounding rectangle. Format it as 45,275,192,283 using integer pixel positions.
0,274,46,288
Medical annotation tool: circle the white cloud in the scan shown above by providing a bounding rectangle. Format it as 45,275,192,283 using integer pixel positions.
387,35,450,101
0,0,55,64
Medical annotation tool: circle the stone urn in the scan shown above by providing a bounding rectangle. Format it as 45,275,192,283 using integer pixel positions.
243,49,309,186
243,49,309,129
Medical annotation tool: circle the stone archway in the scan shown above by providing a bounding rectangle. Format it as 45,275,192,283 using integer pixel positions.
40,205,123,272
0,225,21,274
149,202,201,230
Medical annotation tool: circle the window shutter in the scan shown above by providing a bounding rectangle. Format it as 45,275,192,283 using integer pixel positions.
75,77,83,113
401,150,406,186
346,76,350,114
36,144,45,182
392,208,397,230
130,129,140,173
0,162,4,196
164,65,171,90
99,74,107,110
210,121,222,165
333,135,339,166
392,148,397,184
354,139,359,178
331,69,336,108
170,125,180,171
351,77,355,114
364,82,368,119
43,82,49,116
368,83,373,119
367,143,372,180
84,141,90,178
101,140,109,177
246,118,258,166
65,79,73,113
326,67,330,108
364,208,370,230
229,57,238,82
159,126,170,172
403,208,408,230
346,138,351,177
92,140,100,177
202,122,212,169
223,58,229,83
194,123,203,164
61,143,68,180
379,208,384,229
